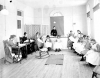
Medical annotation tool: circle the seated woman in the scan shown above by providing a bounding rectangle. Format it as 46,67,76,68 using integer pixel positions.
80,36,91,55
22,32,28,43
37,36,44,49
72,37,79,51
84,39,100,66
44,35,52,51
7,35,22,62
53,35,62,52
80,38,91,61
72,30,82,52
75,35,87,55
33,32,41,52
67,30,74,50
36,36,49,58
75,37,85,55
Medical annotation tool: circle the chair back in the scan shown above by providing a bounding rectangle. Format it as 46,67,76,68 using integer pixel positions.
37,40,44,49
3,40,12,59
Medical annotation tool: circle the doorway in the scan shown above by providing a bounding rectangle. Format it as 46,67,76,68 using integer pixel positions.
50,16,64,35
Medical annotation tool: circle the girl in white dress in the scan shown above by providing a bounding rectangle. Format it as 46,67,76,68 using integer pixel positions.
45,35,52,51
73,30,81,51
75,35,88,54
54,35,62,52
84,39,100,65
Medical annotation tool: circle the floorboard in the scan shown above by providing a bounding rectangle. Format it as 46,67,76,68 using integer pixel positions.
0,49,94,78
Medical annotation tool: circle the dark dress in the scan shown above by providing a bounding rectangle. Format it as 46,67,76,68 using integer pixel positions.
51,29,57,36
22,36,27,42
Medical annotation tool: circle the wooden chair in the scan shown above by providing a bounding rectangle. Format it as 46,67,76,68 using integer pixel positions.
3,40,22,64
37,39,49,59
92,65,100,78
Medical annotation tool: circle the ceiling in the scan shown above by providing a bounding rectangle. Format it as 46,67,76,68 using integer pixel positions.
17,0,88,8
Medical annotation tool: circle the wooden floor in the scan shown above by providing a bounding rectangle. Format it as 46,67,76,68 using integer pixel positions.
1,49,94,78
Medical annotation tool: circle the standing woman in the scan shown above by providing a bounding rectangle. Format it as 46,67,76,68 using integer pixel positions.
51,26,57,37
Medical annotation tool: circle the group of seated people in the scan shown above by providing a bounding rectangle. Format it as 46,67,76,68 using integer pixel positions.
35,32,62,52
5,31,63,63
5,32,34,63
67,30,100,78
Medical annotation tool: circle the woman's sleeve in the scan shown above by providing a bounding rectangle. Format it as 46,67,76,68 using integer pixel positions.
56,30,57,35
51,30,53,35
96,44,100,52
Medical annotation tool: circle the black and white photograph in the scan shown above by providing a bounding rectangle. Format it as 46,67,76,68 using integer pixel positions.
0,0,100,78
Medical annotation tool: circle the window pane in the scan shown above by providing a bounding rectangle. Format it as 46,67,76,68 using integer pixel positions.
17,20,21,29
17,11,22,16
0,4,3,11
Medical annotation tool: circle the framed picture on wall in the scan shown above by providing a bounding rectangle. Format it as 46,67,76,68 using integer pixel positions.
0,4,3,11
17,20,21,29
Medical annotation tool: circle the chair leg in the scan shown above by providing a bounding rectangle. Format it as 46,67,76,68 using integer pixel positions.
47,51,49,55
92,72,97,78
39,51,41,59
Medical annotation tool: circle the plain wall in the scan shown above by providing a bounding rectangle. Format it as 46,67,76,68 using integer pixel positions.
34,5,87,36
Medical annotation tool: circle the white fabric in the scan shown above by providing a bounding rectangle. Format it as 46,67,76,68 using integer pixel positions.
75,42,86,54
11,53,15,57
73,38,78,49
40,48,48,51
53,38,62,50
45,42,52,48
69,36,75,42
37,38,44,43
85,43,100,65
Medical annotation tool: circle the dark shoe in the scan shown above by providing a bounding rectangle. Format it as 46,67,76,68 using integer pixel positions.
57,49,59,52
58,49,61,52
48,47,51,51
80,58,85,61
55,49,57,52
58,49,60,52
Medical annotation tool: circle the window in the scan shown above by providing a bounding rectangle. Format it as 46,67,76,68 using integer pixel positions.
17,10,22,16
0,4,3,11
87,5,90,13
53,12,62,16
94,9,100,42
17,20,21,29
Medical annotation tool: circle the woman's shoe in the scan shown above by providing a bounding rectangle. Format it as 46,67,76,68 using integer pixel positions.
55,49,57,52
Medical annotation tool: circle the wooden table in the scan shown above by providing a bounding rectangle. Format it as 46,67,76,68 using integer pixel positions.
18,40,35,59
